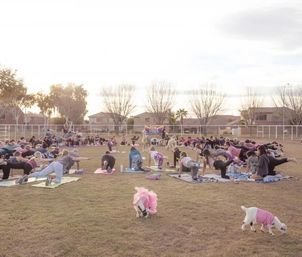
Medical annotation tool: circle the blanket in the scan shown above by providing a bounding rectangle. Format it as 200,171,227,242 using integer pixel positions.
167,173,231,184
226,172,293,183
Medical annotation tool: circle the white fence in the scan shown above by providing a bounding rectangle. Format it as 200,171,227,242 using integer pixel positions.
0,124,301,141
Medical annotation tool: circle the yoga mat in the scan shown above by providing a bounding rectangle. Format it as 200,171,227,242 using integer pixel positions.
149,166,176,172
94,168,116,174
32,177,80,189
0,177,46,187
121,168,146,173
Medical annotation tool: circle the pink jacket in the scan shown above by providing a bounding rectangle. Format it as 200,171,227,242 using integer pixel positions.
256,208,274,225
133,187,158,215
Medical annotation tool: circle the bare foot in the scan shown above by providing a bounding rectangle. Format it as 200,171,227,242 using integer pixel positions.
288,157,297,163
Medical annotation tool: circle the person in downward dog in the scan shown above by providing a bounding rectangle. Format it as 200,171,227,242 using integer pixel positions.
149,146,164,169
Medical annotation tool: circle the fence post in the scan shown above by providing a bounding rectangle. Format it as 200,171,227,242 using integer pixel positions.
268,125,271,139
291,126,294,140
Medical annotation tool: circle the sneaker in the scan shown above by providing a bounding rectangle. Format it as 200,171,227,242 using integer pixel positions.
16,175,28,185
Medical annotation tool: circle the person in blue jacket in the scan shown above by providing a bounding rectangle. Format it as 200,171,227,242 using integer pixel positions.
129,147,144,171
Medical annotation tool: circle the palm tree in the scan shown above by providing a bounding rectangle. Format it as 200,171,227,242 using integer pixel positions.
176,108,188,134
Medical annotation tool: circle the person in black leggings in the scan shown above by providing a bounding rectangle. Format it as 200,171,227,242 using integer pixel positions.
172,147,181,168
213,159,233,179
101,151,116,172
268,156,297,176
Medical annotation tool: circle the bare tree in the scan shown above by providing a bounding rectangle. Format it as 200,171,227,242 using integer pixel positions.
274,84,302,125
190,85,225,134
145,81,175,125
101,84,136,133
240,87,263,125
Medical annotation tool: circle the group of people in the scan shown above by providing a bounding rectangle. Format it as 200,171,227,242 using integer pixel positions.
0,136,89,184
173,137,296,180
0,132,297,185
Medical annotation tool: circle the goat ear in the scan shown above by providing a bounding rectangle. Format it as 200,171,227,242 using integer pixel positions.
274,216,281,223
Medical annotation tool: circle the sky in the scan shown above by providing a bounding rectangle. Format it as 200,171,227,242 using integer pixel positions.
1,0,302,117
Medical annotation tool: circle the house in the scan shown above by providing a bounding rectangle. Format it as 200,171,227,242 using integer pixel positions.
0,105,24,124
133,112,170,133
182,115,240,134
88,112,127,132
241,107,293,125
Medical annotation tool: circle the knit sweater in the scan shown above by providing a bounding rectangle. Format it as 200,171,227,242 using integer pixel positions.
256,208,274,225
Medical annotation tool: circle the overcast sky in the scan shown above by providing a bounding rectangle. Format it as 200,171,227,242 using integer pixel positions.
1,0,302,116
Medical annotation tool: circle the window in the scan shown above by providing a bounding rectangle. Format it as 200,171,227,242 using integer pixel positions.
256,114,267,121
0,114,5,120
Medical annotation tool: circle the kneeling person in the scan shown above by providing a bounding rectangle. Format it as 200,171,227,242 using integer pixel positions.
178,152,201,180
129,147,144,171
101,151,116,173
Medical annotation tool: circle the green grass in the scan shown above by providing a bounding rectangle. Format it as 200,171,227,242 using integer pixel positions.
1,142,302,257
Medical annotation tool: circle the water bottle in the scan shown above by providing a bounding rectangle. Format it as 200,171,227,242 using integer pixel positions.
120,165,123,172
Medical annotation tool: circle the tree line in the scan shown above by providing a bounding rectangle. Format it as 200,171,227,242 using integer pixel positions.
1,67,302,129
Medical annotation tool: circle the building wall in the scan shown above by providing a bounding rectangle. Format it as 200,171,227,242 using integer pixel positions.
133,114,169,132
88,114,127,132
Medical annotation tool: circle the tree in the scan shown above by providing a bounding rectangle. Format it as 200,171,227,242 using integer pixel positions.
145,80,175,125
168,110,177,133
274,84,302,125
127,117,134,131
35,92,55,126
49,83,88,124
176,108,188,133
0,68,35,125
101,84,136,133
190,85,225,135
240,87,263,125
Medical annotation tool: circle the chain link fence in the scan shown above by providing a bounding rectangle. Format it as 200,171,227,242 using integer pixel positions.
0,124,301,141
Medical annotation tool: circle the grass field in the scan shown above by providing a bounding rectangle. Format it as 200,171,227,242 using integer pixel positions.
1,141,302,257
